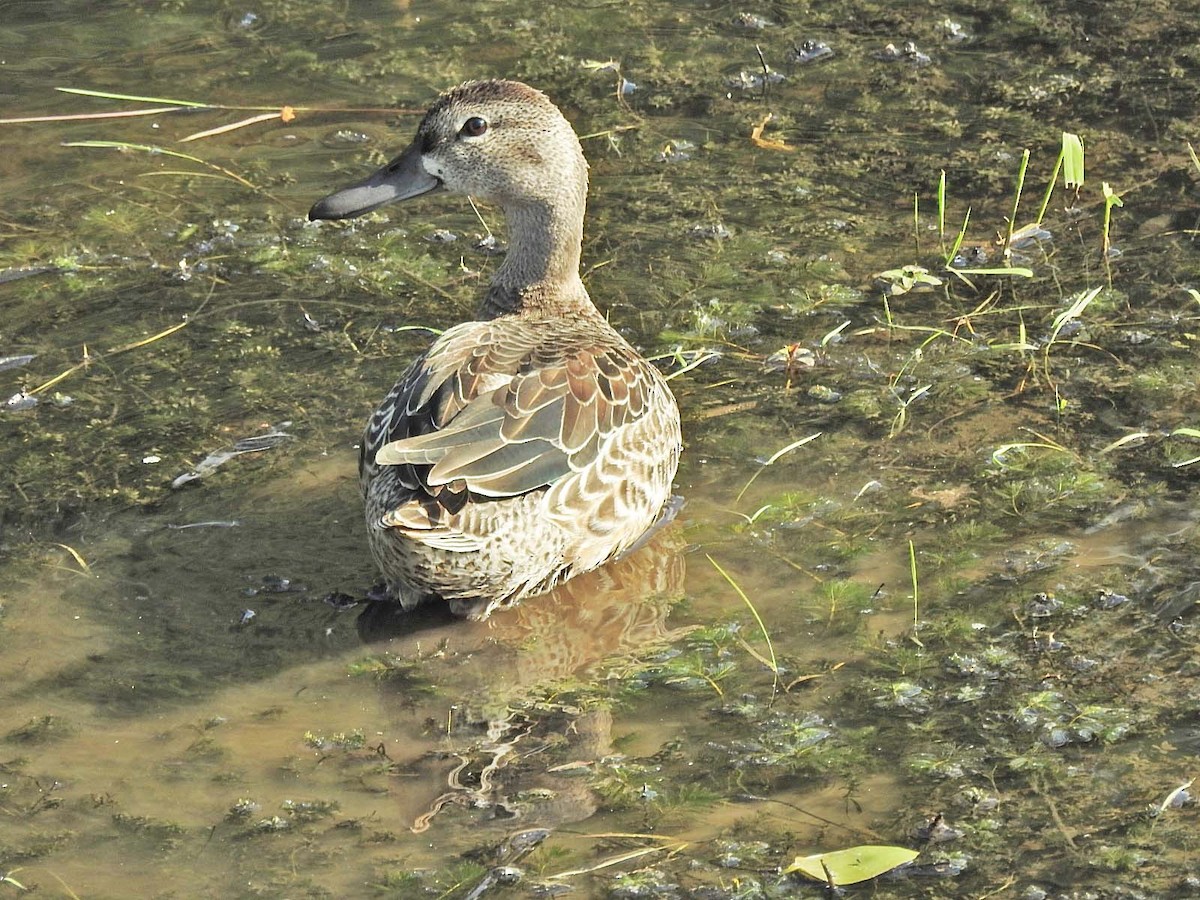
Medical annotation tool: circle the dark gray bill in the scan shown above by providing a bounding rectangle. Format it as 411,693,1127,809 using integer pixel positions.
308,139,441,221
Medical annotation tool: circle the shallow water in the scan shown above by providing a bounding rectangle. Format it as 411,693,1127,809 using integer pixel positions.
3,1,1200,897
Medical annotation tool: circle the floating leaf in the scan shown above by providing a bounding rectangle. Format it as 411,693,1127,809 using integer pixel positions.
785,844,919,885
874,264,943,296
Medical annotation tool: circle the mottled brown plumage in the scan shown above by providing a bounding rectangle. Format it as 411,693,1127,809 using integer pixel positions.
310,80,681,619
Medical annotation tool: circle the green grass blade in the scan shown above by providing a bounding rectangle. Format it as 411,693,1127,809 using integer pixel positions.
64,139,207,163
62,140,258,190
1047,286,1103,346
946,266,1034,278
706,555,779,696
735,432,822,502
820,321,851,347
0,106,184,125
57,86,211,108
912,191,920,258
1098,432,1151,453
909,540,923,647
937,169,947,247
1004,149,1030,253
943,205,970,267
1188,143,1200,176
1035,148,1065,225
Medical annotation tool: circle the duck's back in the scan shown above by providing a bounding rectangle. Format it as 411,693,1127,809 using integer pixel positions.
360,311,681,617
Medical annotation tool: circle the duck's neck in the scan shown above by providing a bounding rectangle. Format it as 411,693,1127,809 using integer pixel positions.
479,193,595,319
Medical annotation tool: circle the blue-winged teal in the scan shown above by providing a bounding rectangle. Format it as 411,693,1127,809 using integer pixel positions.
310,80,681,619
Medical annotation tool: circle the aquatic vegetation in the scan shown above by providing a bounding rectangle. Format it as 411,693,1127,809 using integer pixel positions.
4,715,73,745
786,843,920,886
706,555,779,693
345,652,434,690
811,579,883,624
983,442,1112,526
302,729,366,751
647,648,737,697
370,869,425,896
110,813,187,847
280,799,340,823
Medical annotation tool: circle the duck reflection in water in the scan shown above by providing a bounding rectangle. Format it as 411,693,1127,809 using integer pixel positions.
360,523,689,835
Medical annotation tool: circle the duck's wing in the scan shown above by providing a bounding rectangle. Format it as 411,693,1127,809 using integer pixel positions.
373,319,662,500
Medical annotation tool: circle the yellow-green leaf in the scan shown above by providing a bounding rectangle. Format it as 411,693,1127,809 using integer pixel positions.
1062,132,1085,188
785,844,920,885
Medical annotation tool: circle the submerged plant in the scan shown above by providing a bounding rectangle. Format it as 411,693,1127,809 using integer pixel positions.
707,555,779,696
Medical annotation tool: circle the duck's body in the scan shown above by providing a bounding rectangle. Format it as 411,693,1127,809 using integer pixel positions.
310,80,681,619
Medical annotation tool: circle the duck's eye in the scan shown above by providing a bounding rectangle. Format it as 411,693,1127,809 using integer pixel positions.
460,116,489,138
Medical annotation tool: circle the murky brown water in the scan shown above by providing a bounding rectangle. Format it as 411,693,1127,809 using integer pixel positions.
4,1,1200,897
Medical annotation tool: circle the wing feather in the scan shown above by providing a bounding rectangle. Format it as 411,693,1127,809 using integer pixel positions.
439,441,564,496
367,317,664,512
499,394,567,443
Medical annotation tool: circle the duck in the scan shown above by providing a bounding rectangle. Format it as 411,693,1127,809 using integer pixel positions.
309,80,682,620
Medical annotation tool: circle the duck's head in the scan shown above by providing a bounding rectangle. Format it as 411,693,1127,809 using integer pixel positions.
309,79,588,222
